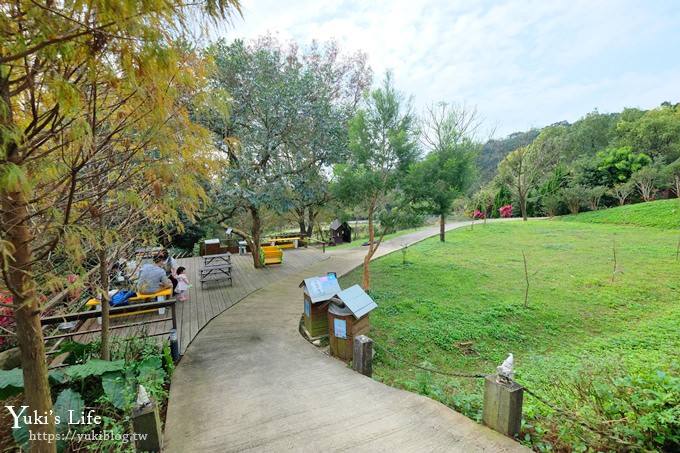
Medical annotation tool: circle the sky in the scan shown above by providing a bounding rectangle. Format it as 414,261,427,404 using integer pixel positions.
218,0,680,138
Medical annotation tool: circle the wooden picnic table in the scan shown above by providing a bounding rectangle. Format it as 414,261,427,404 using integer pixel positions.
203,252,232,267
199,263,233,288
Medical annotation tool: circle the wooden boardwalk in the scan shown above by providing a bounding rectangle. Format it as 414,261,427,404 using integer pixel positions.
164,219,529,452
74,247,329,354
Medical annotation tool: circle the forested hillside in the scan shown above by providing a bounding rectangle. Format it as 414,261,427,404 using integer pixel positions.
477,129,540,183
472,103,680,219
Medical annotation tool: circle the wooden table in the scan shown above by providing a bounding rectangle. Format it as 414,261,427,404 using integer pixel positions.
203,253,232,267
199,263,233,288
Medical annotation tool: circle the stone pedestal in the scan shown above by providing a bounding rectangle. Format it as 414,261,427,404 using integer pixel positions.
353,335,373,377
482,374,523,437
131,400,162,452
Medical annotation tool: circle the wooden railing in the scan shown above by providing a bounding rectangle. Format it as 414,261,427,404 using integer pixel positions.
41,299,177,341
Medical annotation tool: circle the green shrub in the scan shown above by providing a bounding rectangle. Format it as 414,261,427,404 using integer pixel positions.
2,336,171,452
522,363,680,451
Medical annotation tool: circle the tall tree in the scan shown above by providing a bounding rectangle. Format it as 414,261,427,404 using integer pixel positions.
595,146,652,187
564,109,619,159
631,164,666,202
334,72,418,290
616,105,680,161
406,102,481,241
0,1,240,450
497,144,553,220
202,36,370,266
289,39,372,236
664,159,680,197
201,38,300,268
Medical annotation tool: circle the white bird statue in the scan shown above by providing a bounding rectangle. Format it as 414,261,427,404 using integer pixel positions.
136,385,151,408
496,353,514,384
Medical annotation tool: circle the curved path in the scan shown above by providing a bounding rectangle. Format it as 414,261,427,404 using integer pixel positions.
164,220,529,452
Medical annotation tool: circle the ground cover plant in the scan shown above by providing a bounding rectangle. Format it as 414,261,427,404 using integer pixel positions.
339,219,680,451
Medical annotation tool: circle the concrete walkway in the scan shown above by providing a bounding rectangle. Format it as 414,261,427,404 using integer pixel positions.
164,220,529,452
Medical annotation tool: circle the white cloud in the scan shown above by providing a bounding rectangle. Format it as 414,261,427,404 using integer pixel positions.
223,0,680,137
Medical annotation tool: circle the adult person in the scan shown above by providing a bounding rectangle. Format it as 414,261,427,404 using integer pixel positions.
158,249,179,294
136,255,172,294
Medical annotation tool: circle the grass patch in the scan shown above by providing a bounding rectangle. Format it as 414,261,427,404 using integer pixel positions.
561,198,680,229
339,220,680,451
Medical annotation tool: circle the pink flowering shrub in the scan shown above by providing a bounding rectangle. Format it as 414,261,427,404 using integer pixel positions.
0,293,14,346
467,209,485,220
67,275,82,301
499,204,513,218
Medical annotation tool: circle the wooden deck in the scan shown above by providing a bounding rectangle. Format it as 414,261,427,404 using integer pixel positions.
74,247,329,354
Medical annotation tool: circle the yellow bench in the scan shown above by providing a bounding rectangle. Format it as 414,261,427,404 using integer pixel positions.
86,288,172,318
260,245,283,265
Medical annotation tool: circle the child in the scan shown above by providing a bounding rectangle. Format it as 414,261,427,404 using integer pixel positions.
176,266,191,301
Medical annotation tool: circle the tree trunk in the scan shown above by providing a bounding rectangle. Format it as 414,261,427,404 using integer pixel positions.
520,194,528,221
362,208,387,293
219,223,257,262
439,213,446,242
3,199,56,451
98,214,110,360
98,254,110,360
306,208,316,238
362,253,371,292
295,207,306,236
362,207,375,291
1,83,56,452
249,207,264,269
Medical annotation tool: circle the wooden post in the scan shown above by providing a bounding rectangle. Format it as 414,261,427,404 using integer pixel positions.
482,374,523,437
131,399,162,451
170,300,177,331
353,335,373,377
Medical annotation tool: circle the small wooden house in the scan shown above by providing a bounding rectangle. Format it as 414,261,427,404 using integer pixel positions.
329,219,352,245
327,285,377,360
299,273,341,338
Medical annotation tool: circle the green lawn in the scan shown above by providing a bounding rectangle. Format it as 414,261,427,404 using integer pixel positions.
339,220,680,451
561,198,680,229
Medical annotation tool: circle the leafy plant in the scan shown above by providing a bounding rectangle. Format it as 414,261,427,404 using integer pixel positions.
101,371,133,411
540,193,562,217
0,368,65,399
57,340,102,365
4,336,171,452
65,360,125,380
13,388,85,453
163,344,175,375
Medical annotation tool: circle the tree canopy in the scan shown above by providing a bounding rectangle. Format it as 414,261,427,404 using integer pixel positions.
405,102,481,241
199,36,371,267
334,72,418,290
